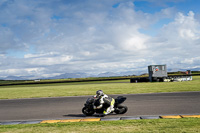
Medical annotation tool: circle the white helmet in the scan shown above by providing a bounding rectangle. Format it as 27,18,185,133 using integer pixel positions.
96,90,104,98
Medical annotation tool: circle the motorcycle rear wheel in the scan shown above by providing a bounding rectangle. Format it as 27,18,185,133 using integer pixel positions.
114,105,128,114
82,107,95,116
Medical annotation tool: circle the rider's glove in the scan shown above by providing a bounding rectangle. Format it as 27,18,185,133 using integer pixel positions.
93,106,97,109
96,104,103,109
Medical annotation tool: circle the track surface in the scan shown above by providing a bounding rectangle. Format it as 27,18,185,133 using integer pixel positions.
0,92,200,122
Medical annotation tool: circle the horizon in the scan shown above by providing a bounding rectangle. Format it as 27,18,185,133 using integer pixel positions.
2,67,199,80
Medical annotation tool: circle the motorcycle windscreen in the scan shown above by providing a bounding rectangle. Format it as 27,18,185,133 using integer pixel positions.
86,97,94,104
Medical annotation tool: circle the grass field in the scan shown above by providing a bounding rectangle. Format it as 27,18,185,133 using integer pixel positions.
0,76,200,132
0,118,200,133
0,76,200,99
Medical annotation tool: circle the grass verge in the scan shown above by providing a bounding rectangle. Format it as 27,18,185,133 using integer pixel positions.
0,76,200,99
0,118,200,133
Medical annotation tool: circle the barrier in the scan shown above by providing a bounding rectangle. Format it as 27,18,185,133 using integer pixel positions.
1,114,200,125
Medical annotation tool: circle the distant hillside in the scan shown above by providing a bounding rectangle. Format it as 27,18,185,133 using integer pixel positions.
1,68,199,80
0,71,137,80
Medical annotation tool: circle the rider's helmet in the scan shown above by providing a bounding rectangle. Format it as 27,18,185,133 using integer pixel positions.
96,90,104,98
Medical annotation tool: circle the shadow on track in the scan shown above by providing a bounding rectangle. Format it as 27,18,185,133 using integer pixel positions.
63,114,86,117
63,113,119,118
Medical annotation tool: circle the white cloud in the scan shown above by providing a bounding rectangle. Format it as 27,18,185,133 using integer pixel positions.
146,11,200,70
0,0,200,78
181,57,200,64
25,53,73,66
159,11,200,41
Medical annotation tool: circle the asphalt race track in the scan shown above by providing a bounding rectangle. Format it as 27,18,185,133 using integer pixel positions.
0,91,200,122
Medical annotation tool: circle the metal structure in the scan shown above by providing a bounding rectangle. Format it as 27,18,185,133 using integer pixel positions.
130,64,193,83
148,65,168,82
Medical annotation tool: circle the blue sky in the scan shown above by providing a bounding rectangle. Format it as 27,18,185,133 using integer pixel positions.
0,0,200,79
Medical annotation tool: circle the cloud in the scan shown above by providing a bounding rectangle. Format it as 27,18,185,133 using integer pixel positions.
25,52,73,66
0,0,200,78
160,11,200,41
147,11,200,69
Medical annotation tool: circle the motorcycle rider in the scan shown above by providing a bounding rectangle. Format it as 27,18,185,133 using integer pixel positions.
93,90,115,115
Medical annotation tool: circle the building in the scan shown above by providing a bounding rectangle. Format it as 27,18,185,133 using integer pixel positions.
148,64,167,82
130,64,192,83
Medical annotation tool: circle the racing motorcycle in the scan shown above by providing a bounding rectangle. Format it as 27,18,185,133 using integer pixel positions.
82,96,128,116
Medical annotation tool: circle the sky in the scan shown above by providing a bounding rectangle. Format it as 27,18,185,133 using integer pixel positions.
0,0,200,79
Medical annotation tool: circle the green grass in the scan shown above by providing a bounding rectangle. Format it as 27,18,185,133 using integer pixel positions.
0,118,200,133
1,71,199,86
1,76,200,132
0,76,135,86
0,76,200,99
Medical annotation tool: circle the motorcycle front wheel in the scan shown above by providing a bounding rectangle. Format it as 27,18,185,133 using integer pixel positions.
114,105,128,114
82,107,95,116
